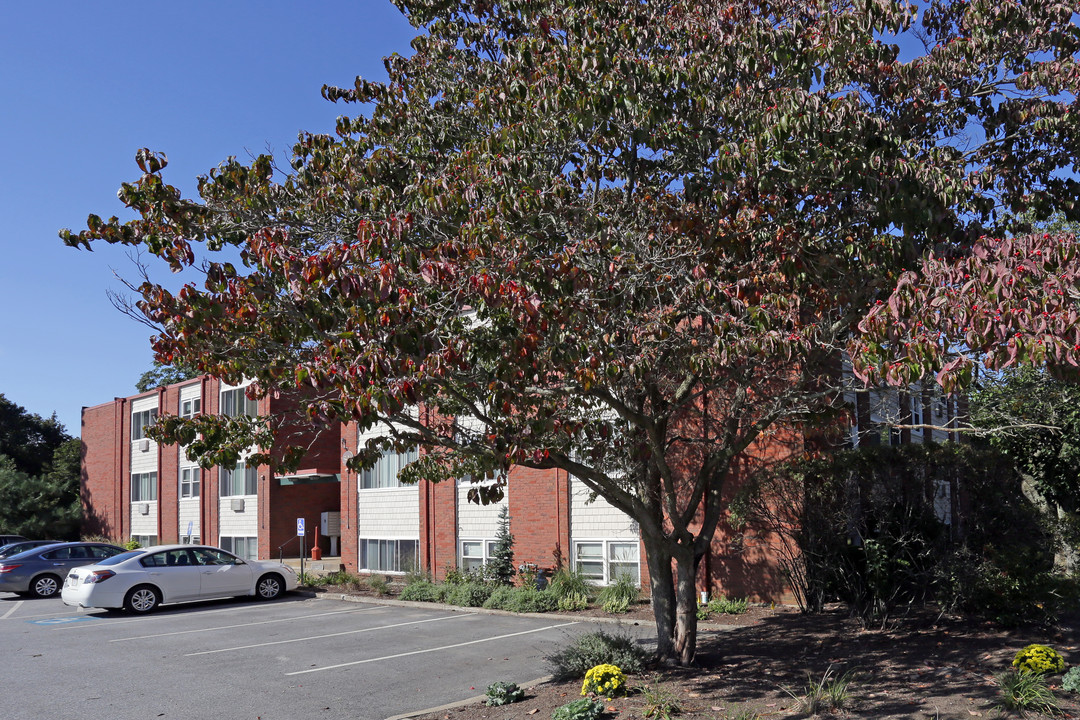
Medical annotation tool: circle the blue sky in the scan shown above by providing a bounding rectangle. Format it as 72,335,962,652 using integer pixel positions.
0,2,416,435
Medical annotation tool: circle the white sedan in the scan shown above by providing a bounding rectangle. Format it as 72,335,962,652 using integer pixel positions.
61,544,298,613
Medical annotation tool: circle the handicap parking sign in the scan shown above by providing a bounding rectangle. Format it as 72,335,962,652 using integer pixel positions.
297,518,305,537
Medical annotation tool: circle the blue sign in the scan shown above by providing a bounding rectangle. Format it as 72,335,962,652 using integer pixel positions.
296,518,305,537
28,616,97,625
186,521,193,538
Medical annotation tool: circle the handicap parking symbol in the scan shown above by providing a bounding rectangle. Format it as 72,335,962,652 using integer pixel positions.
28,616,96,625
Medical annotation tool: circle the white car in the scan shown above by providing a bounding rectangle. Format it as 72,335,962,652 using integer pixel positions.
61,544,298,613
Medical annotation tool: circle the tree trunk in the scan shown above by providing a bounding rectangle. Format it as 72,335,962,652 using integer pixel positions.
644,534,700,666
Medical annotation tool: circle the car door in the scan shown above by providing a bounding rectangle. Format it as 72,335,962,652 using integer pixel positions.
139,549,203,602
192,548,254,597
41,545,92,577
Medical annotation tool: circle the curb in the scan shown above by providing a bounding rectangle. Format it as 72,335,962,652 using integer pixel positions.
384,674,555,720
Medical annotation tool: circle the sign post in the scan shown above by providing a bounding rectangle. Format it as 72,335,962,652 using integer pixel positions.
297,518,306,579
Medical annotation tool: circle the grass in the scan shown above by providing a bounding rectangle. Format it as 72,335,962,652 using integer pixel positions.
784,666,856,715
640,679,683,720
997,669,1060,716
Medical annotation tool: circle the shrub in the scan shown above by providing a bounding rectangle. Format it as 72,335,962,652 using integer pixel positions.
551,697,605,720
546,630,648,679
447,581,494,607
504,587,557,613
367,574,390,596
548,568,593,601
784,667,856,715
124,538,142,550
482,585,517,610
1062,667,1080,693
485,681,525,706
1013,644,1065,675
640,680,683,720
997,669,1059,715
709,597,749,615
557,591,590,612
602,596,630,614
297,572,321,588
596,574,638,608
400,579,445,603
582,663,625,699
488,506,516,585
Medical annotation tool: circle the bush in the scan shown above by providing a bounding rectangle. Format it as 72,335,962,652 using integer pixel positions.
400,579,445,603
482,585,518,610
551,697,605,720
709,597,749,614
506,587,557,613
1062,667,1080,693
485,681,525,706
548,568,593,601
1013,644,1065,675
596,574,638,613
557,591,590,612
546,630,648,680
367,574,390,596
582,663,626,699
446,581,494,607
997,669,1059,715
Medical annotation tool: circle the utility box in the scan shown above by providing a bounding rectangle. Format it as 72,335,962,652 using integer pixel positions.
321,511,341,556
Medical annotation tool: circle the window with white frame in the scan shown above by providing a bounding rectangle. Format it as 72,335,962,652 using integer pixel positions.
219,462,258,497
220,387,258,417
181,534,201,545
574,540,640,585
459,539,498,572
131,409,158,440
131,534,158,548
911,394,923,428
181,397,201,418
219,536,257,560
359,538,419,573
180,467,200,498
131,472,157,502
360,447,419,489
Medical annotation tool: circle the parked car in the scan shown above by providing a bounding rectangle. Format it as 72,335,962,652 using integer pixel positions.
61,544,299,613
0,542,125,597
0,540,61,559
0,535,27,549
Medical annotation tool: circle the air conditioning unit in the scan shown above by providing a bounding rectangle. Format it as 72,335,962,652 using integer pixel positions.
139,439,150,452
137,503,150,515
230,498,246,512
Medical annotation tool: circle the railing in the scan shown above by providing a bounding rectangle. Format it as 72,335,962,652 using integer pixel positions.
278,535,302,563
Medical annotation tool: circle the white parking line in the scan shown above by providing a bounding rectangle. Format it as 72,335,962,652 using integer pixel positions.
184,612,476,656
0,601,23,619
110,606,384,642
53,597,324,630
286,621,581,675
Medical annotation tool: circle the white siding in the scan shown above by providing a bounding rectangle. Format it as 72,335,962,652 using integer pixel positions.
178,383,201,404
130,396,159,472
569,477,638,540
130,503,157,536
457,480,506,538
357,488,419,538
218,497,258,536
178,499,200,540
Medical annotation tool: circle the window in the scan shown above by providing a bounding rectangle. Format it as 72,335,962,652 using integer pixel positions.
180,467,200,499
131,472,157,502
219,536,257,560
131,409,158,440
219,462,258,497
220,387,258,417
180,397,201,418
360,447,419,489
131,534,158,548
910,395,923,428
181,535,201,545
574,540,640,585
459,540,498,572
359,538,418,573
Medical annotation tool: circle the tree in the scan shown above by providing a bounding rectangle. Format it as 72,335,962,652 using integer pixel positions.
135,359,200,393
489,506,516,586
0,439,83,539
62,0,1080,664
0,394,69,478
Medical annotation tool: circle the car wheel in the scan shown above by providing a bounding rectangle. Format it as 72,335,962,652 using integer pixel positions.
30,574,61,598
256,573,284,600
124,585,161,614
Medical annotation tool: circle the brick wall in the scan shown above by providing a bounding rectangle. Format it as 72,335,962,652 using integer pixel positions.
80,401,125,540
508,466,569,579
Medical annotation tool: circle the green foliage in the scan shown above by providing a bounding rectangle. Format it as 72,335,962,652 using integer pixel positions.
551,697,605,720
366,574,389,596
1061,667,1080,693
640,680,683,720
548,568,593,601
485,681,525,706
488,505,516,585
484,586,557,613
582,663,625,699
123,538,142,550
446,581,494,607
400,578,446,603
557,591,590,612
1013,645,1066,675
546,630,647,680
135,359,199,393
997,670,1060,716
0,394,70,477
784,667,856,716
700,597,749,619
601,596,630,614
596,574,638,609
322,570,365,589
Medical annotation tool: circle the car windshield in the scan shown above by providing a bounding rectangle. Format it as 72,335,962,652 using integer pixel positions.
95,550,143,566
5,543,63,560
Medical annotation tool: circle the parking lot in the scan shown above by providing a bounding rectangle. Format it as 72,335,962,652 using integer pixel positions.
1,591,654,720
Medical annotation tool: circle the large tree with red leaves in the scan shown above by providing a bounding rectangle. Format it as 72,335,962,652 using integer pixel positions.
63,0,1080,664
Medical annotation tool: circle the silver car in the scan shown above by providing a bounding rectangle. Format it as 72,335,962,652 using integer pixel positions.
0,542,125,597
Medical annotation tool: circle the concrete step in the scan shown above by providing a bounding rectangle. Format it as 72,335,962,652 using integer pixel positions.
280,556,344,577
